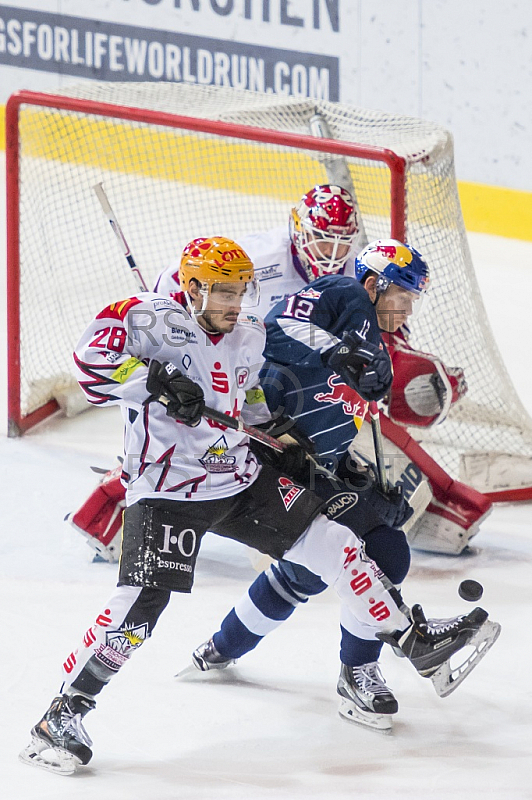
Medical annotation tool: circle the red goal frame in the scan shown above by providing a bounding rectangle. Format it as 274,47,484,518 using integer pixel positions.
6,89,406,436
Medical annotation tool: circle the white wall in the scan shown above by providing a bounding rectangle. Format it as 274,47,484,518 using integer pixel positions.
1,0,531,190
347,1,532,192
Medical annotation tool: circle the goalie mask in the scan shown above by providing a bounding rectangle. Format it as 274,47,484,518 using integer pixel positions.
180,236,259,312
355,239,430,297
289,185,360,281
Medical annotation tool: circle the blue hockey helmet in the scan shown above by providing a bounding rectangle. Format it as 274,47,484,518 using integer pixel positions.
354,239,429,295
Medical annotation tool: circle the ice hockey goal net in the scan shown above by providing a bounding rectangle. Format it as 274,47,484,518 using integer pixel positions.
6,83,532,496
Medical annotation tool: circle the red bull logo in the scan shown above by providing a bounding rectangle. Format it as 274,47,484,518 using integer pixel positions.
314,374,368,421
376,243,413,268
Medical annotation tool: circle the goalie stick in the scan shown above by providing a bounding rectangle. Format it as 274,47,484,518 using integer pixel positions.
93,182,149,292
308,111,368,247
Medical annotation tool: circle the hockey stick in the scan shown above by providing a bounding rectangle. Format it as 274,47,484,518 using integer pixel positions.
308,111,368,247
93,182,149,292
202,404,286,453
368,401,389,493
154,393,343,477
153,393,288,455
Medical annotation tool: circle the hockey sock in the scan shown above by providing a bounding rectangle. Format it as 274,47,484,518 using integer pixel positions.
213,563,324,659
339,625,384,667
363,524,411,585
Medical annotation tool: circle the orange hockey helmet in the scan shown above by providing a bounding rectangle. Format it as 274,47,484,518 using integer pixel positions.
179,236,259,307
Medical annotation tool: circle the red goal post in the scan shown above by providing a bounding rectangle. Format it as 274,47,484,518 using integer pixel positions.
5,82,532,499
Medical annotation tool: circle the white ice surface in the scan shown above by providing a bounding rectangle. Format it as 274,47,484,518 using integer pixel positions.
2,153,532,799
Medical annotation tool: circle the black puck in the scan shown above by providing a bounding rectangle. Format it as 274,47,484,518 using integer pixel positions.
458,579,483,602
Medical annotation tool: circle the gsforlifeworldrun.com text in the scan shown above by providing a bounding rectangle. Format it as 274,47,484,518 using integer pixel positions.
0,6,339,100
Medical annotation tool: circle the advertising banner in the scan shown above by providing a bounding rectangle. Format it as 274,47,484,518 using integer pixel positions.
0,1,343,102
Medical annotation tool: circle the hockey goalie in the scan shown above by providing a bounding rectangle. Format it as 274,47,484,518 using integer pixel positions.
67,187,491,559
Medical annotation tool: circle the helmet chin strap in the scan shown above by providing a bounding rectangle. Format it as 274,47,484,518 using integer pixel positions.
185,287,209,317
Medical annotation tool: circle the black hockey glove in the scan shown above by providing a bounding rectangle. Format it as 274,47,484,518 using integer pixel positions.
145,360,205,427
337,456,413,529
326,330,393,402
248,416,315,483
370,483,414,529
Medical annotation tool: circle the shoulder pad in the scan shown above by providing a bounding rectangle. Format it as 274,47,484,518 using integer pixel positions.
96,297,142,321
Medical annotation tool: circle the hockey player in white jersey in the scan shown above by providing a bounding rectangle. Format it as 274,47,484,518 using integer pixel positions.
20,236,498,775
67,185,488,562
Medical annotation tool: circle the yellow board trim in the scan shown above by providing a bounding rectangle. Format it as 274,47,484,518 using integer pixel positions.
458,180,532,242
0,105,4,152
2,103,530,241
111,357,144,384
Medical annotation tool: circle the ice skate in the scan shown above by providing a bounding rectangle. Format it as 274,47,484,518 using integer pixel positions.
175,638,237,678
19,693,95,775
337,661,398,732
379,603,501,697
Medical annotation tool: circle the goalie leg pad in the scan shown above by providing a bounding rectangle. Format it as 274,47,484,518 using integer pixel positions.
67,469,126,562
407,481,492,555
406,507,491,555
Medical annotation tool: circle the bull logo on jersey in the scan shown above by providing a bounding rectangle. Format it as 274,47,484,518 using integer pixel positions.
278,476,305,511
314,374,368,428
299,288,322,300
200,435,237,473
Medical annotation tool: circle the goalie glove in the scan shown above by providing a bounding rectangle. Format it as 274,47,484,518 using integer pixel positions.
387,346,467,427
325,330,393,402
145,360,205,426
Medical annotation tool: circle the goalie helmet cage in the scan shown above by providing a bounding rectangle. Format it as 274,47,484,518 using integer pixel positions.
5,82,532,498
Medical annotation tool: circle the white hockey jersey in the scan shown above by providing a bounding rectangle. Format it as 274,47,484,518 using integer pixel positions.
154,227,356,320
74,293,269,506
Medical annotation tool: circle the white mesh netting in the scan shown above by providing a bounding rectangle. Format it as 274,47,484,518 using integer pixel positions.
9,82,532,490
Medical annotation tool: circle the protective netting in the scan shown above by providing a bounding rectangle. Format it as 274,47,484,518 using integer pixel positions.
9,83,532,489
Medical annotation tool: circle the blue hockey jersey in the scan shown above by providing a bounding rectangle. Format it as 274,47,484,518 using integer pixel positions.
260,275,386,470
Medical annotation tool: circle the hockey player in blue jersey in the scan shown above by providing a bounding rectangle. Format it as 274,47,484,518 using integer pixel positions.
185,241,433,732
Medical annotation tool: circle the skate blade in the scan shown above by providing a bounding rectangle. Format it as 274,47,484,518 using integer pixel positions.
338,698,393,733
429,619,501,698
19,736,81,776
174,659,237,678
174,662,199,679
